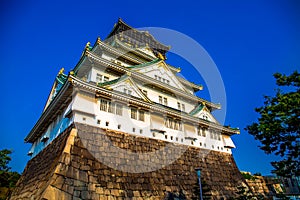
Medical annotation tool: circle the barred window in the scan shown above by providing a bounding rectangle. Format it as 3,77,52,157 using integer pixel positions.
131,108,137,119
108,102,115,113
165,117,182,131
177,102,181,110
182,104,185,112
100,99,107,111
198,127,206,137
202,128,206,137
159,96,163,104
116,104,123,116
163,97,168,106
104,76,109,82
139,110,145,121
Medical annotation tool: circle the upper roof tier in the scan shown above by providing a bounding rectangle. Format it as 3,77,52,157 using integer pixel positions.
106,18,170,59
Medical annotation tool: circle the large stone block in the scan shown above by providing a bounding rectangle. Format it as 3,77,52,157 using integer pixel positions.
10,125,248,199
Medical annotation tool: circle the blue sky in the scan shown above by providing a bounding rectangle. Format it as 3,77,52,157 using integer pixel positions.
0,0,299,175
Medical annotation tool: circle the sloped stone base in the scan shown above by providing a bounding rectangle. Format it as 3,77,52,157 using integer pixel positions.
10,124,246,199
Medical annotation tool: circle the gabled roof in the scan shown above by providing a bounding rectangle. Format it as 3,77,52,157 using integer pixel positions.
43,69,68,112
189,103,205,116
75,50,221,110
127,58,161,69
129,58,189,93
106,18,170,58
189,103,218,124
97,74,152,103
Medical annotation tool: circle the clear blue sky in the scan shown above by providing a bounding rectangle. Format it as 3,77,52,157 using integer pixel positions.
0,0,299,175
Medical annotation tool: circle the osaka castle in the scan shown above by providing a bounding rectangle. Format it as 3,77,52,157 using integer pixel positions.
11,19,246,200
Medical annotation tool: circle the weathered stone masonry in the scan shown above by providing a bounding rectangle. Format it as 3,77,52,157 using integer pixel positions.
11,124,245,199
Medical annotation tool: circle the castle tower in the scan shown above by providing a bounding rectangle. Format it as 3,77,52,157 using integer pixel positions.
11,19,245,199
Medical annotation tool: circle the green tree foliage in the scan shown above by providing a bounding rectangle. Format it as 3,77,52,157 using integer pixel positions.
0,149,21,200
0,149,12,172
246,71,300,177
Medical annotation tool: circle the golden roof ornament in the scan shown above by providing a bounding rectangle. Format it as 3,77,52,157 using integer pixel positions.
157,53,165,60
85,42,91,51
58,68,65,75
96,37,101,44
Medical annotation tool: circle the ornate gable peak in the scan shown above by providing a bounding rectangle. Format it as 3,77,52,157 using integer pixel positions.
97,75,151,103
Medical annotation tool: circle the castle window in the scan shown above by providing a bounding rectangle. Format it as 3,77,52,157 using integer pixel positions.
165,135,168,139
176,137,178,141
202,128,206,137
197,127,206,137
159,96,163,104
116,104,123,116
177,102,181,110
103,76,109,82
100,99,108,111
133,128,135,132
140,129,143,134
210,130,221,140
163,97,168,106
108,102,115,113
139,110,145,121
118,124,121,129
182,104,185,111
97,120,101,124
131,108,137,119
210,130,214,139
96,73,103,82
170,136,173,140
165,117,182,131
123,88,132,95
106,121,109,126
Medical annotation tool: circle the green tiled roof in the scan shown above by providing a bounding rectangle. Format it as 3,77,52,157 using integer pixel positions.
127,58,160,69
97,75,129,87
56,73,67,85
189,103,204,116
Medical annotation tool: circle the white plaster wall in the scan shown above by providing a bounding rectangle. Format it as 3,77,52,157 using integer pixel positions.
71,92,233,154
89,67,119,83
72,92,97,116
101,53,130,67
136,83,196,113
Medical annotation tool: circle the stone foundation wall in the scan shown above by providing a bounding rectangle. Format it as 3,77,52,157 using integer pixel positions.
11,124,246,199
